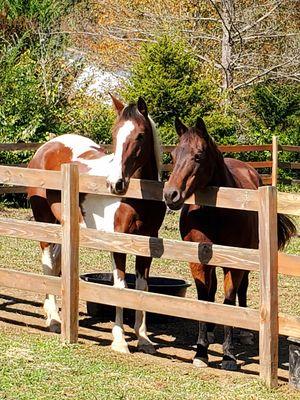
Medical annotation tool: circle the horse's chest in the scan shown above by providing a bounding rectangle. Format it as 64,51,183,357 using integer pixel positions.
80,194,121,232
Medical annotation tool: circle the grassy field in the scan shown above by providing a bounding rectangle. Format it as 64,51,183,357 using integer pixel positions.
0,205,299,399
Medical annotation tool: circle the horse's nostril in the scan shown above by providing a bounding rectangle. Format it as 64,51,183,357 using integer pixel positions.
115,179,124,193
171,190,181,203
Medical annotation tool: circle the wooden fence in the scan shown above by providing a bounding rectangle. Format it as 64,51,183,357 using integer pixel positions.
0,138,299,195
0,164,300,388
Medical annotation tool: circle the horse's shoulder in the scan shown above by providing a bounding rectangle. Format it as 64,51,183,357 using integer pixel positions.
224,157,261,189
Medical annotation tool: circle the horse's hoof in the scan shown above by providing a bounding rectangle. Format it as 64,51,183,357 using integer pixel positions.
138,342,156,355
207,331,215,344
221,359,238,371
111,341,130,354
47,319,61,333
193,357,209,368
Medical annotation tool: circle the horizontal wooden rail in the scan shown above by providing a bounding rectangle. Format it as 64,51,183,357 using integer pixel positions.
1,267,299,337
1,165,299,215
0,217,299,276
279,145,300,152
0,143,41,151
278,162,300,170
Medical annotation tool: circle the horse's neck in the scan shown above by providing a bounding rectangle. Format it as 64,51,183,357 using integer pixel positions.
133,147,158,180
209,150,236,188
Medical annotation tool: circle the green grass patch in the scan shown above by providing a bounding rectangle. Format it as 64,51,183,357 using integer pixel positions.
0,330,299,400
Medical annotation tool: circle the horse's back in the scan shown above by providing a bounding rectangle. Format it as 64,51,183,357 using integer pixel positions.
224,158,262,190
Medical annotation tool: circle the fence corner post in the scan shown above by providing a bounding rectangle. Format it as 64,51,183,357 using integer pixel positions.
258,185,278,388
272,136,278,187
61,163,80,344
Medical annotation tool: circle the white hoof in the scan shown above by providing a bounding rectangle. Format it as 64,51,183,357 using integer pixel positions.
207,331,215,344
111,341,130,354
193,357,209,368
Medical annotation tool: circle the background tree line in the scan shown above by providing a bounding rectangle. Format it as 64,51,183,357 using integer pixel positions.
0,0,299,180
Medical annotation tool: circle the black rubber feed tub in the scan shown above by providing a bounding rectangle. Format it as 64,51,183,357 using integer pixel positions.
81,272,191,324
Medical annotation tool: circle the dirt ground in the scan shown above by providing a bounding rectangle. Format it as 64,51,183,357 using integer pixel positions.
0,286,291,384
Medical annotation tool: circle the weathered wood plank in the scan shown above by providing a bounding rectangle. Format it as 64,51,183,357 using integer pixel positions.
279,145,300,153
0,218,61,243
0,143,41,151
279,314,300,338
272,136,278,187
79,280,259,331
258,186,278,388
80,227,259,271
0,217,297,277
0,185,27,194
278,253,300,277
277,192,300,216
0,268,61,295
0,165,61,190
278,162,300,170
61,164,80,344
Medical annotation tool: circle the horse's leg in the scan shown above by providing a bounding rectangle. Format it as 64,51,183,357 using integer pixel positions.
41,242,61,332
207,267,217,344
222,269,244,370
190,263,214,368
111,252,129,354
237,271,254,345
134,255,155,354
29,196,62,332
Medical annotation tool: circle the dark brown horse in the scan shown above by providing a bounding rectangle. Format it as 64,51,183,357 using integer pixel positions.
27,96,166,354
163,117,296,370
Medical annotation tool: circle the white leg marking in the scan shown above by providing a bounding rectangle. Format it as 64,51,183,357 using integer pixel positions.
134,275,156,354
111,257,129,354
42,245,61,332
107,121,134,186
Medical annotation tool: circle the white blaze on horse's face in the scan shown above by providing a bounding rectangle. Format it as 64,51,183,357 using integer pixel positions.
107,120,135,194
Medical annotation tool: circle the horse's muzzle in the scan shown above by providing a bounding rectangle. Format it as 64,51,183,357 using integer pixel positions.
107,178,128,195
163,187,184,210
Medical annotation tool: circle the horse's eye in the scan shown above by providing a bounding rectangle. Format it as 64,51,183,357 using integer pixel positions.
136,133,144,141
194,153,205,163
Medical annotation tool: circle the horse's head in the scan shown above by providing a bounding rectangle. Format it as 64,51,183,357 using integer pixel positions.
107,96,157,195
164,117,218,210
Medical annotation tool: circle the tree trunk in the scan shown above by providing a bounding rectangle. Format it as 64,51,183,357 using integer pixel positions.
221,0,235,107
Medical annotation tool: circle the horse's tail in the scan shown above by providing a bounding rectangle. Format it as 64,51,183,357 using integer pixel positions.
277,213,297,250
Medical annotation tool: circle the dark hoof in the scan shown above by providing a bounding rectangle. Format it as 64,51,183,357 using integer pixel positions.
193,357,209,368
221,358,238,371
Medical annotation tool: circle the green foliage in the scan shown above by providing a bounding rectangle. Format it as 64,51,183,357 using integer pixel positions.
123,36,219,144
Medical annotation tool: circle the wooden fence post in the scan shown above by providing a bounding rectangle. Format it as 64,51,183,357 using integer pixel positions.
61,163,80,343
272,136,278,187
258,186,278,388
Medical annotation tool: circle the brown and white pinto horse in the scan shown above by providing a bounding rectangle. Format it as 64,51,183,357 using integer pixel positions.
163,117,296,370
27,96,166,354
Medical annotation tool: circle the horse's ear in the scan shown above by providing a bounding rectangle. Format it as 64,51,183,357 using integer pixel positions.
137,97,148,117
109,93,124,115
175,117,188,136
196,117,209,138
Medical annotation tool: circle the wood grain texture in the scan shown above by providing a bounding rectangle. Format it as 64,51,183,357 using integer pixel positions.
272,136,278,187
0,268,61,295
80,227,260,271
79,280,259,330
0,185,27,194
0,165,61,190
0,218,61,243
0,143,41,151
278,253,300,277
61,164,80,344
258,186,278,388
277,192,300,216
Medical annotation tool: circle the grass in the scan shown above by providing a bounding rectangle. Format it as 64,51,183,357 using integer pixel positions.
0,330,299,400
0,206,299,399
